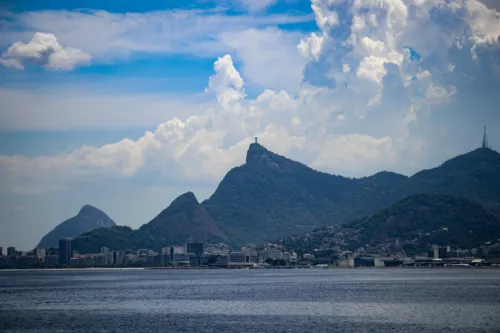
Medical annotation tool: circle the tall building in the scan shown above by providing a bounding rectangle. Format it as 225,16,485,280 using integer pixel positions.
59,238,72,266
36,248,46,263
187,242,204,256
0,246,3,256
7,247,16,257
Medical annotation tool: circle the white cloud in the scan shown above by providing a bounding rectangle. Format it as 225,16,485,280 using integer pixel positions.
0,58,23,70
425,83,457,105
220,28,307,92
298,32,324,61
1,0,500,199
416,70,431,80
0,9,312,62
467,0,500,59
356,52,404,84
206,54,246,106
311,0,339,30
1,32,91,70
0,56,409,195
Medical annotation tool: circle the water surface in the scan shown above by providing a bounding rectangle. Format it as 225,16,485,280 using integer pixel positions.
1,268,499,332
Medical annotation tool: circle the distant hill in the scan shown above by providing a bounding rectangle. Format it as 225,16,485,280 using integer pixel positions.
72,192,227,253
72,226,147,254
413,148,500,204
72,145,500,251
280,194,500,255
37,205,116,249
202,144,500,246
139,192,227,245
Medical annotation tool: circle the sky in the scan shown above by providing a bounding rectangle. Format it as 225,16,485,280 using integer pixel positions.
0,0,499,250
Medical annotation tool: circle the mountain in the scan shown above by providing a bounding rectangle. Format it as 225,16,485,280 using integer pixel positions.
37,205,116,249
202,145,500,246
72,145,500,251
139,192,227,245
279,194,500,255
72,226,149,254
202,142,364,245
72,192,227,253
344,194,500,250
413,148,500,205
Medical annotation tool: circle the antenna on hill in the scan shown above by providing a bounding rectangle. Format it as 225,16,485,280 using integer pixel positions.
254,137,258,144
482,126,490,149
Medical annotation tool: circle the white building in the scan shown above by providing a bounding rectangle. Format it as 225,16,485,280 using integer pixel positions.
229,252,247,263
261,249,283,260
36,248,46,262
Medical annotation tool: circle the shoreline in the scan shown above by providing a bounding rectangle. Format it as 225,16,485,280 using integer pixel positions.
0,267,146,272
0,266,498,272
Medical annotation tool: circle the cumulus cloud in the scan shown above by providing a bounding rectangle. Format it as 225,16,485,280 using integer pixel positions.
311,0,339,30
1,0,500,197
467,0,500,59
0,60,401,194
0,32,91,70
298,32,324,61
206,54,246,106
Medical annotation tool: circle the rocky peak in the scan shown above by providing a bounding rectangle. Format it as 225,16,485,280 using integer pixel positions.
245,143,269,164
78,204,102,216
165,192,200,214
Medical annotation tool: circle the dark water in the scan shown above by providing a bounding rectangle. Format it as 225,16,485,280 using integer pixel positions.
1,269,500,332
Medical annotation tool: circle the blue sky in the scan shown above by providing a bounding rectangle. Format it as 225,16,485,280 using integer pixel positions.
1,0,499,250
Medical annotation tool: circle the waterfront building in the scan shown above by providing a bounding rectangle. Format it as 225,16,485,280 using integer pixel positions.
112,251,124,265
0,246,3,256
352,257,375,267
124,254,136,265
438,247,448,259
283,252,297,263
173,246,185,254
302,253,314,260
433,245,439,259
45,255,58,265
174,253,190,264
162,246,186,262
374,258,404,267
58,238,72,266
242,245,259,263
36,248,46,263
229,252,250,263
187,242,204,256
338,259,350,268
189,256,207,266
7,246,16,257
260,249,283,260
70,257,80,267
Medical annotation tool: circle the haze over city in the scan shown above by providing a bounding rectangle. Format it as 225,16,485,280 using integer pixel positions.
1,0,500,250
